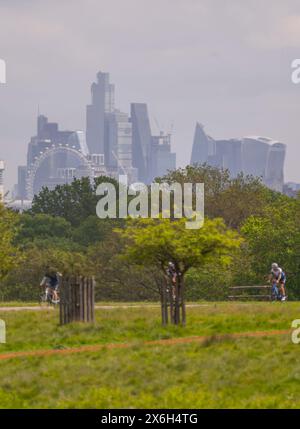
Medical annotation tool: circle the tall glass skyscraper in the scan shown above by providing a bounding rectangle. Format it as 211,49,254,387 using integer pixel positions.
130,103,176,182
86,72,137,181
190,122,215,165
86,71,115,157
130,103,152,182
190,123,286,192
150,133,176,181
105,110,134,175
265,143,286,192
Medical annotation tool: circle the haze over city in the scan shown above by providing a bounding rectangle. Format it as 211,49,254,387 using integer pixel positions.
1,0,300,191
2,1,300,414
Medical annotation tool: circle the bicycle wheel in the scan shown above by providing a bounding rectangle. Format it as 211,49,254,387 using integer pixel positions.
39,293,47,306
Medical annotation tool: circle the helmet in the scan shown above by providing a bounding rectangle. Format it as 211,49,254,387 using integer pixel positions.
271,263,279,270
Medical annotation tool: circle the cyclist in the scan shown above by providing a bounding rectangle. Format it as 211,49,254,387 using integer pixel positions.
166,262,177,300
40,269,61,303
269,263,287,301
166,262,177,285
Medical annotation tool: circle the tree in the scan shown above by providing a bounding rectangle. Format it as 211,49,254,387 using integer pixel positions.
87,233,163,301
241,197,300,298
159,164,274,229
214,174,273,229
116,217,241,325
72,216,121,247
0,204,21,281
16,213,72,244
2,244,90,301
31,176,120,227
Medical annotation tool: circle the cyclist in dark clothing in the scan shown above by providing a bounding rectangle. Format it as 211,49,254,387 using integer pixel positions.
40,270,61,303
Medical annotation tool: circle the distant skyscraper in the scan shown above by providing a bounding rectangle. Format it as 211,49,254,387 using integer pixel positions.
190,123,286,192
85,72,137,181
190,123,215,165
27,115,76,169
17,114,94,199
215,139,242,177
15,71,176,201
0,160,4,201
17,166,27,199
86,71,115,157
105,109,135,177
265,143,286,192
150,132,176,181
130,103,152,182
130,103,176,182
241,137,269,178
115,111,133,174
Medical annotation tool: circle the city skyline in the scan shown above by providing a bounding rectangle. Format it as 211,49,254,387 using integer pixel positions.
1,1,300,190
1,62,296,194
14,71,176,201
0,65,294,198
190,123,286,192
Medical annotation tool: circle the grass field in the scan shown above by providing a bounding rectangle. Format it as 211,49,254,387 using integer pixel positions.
0,302,300,408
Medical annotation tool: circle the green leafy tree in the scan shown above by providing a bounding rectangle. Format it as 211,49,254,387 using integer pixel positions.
0,204,21,281
241,197,300,298
87,233,163,301
116,217,241,324
2,244,90,301
31,176,119,227
72,216,121,247
16,213,72,244
159,164,274,228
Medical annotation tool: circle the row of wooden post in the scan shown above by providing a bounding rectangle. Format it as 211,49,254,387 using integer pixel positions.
59,276,95,325
59,275,186,327
58,276,274,327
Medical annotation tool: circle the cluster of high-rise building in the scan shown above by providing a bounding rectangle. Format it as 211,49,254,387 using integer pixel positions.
15,71,176,201
190,123,287,192
7,72,294,203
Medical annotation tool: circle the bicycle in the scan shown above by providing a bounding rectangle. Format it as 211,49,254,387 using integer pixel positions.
271,281,287,302
40,286,60,306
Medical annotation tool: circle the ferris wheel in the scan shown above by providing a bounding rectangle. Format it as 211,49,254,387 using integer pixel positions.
26,145,94,200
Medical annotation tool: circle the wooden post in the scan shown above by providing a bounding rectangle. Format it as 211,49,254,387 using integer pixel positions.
91,277,95,323
59,276,95,325
161,281,168,326
161,292,165,326
174,279,181,325
161,274,186,326
180,277,186,326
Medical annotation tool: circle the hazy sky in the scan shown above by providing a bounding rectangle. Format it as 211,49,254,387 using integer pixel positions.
0,0,300,191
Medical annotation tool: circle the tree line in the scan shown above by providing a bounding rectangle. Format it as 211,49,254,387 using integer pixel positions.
0,164,299,305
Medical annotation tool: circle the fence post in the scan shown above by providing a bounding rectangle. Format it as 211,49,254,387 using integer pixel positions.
59,276,95,325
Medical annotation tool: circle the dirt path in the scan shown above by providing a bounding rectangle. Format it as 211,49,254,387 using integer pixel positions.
0,306,53,312
0,329,291,362
0,303,210,312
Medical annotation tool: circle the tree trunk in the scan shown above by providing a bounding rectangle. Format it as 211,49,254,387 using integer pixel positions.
169,283,175,324
180,275,186,326
160,281,168,326
174,279,180,325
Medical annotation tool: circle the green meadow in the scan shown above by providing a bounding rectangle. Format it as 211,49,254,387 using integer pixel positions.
0,302,300,408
